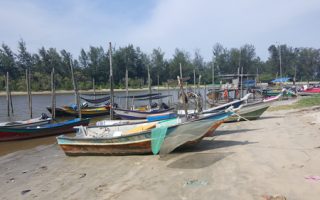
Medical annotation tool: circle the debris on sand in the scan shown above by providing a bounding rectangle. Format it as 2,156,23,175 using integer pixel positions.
262,195,287,200
184,179,208,187
21,190,31,195
79,173,86,178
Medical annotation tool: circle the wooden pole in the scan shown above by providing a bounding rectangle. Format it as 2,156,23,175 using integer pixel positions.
212,62,215,90
29,69,32,118
179,63,183,79
204,84,207,110
9,87,13,115
193,68,196,92
157,74,160,93
178,76,188,118
167,82,170,106
147,64,151,106
125,67,129,109
70,58,81,118
109,42,114,120
198,75,202,94
26,69,32,118
93,77,96,100
51,68,56,119
240,66,243,98
6,72,10,117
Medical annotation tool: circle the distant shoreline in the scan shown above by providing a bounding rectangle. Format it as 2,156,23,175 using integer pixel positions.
0,87,172,96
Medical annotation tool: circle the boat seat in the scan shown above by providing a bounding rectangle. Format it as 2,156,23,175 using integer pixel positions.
123,123,156,135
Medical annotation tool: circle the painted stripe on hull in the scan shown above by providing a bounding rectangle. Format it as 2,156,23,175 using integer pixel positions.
57,112,232,156
0,120,89,142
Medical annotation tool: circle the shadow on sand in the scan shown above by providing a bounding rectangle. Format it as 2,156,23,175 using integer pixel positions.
161,140,257,169
166,152,233,169
214,128,259,136
258,116,284,120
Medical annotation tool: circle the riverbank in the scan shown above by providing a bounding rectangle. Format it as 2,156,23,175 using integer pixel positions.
0,87,170,96
1,104,319,199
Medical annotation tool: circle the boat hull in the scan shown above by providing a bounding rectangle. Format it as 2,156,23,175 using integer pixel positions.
225,103,270,123
114,108,174,119
57,112,232,156
47,106,110,117
0,118,51,128
0,118,90,142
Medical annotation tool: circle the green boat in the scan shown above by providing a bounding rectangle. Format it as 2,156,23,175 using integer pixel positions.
263,90,296,97
225,102,270,123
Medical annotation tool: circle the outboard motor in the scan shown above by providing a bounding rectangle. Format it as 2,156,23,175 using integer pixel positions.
70,104,78,111
81,102,89,108
40,113,49,119
160,102,169,109
151,102,158,109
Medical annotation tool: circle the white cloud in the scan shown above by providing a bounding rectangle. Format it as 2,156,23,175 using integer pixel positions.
126,0,320,60
0,0,320,61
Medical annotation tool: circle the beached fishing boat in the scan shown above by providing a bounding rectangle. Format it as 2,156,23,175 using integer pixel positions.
225,89,284,122
114,93,174,119
96,112,177,126
57,110,234,156
0,118,90,142
47,105,111,117
177,93,251,115
0,114,51,128
114,107,174,120
261,89,296,98
225,102,270,122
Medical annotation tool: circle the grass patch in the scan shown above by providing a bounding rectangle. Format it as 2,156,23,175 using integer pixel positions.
269,95,320,111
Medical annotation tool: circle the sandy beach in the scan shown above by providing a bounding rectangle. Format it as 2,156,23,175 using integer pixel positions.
1,104,320,200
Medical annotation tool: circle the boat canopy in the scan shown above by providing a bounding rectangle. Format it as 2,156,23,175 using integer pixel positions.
271,77,291,83
80,96,110,104
118,93,162,99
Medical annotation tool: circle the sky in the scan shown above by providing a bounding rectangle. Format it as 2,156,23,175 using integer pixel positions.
1,0,320,61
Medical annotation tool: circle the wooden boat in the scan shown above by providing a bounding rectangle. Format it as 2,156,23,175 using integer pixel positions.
177,93,251,115
225,90,284,123
0,114,51,128
301,87,320,93
262,89,296,97
225,102,270,122
47,105,111,117
57,110,234,156
96,112,177,126
0,118,90,142
114,107,174,120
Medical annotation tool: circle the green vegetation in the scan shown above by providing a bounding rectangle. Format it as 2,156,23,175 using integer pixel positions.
269,95,320,111
1,40,320,91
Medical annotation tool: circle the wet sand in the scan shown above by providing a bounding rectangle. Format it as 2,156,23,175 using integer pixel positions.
1,105,320,199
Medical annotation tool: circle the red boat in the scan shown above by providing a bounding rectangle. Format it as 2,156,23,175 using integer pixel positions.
303,87,320,93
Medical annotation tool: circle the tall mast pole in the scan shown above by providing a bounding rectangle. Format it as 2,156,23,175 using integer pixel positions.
239,49,243,98
147,64,151,106
279,44,282,79
109,42,114,120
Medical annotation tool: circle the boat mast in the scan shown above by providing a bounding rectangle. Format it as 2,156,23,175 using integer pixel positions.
109,42,114,120
51,68,56,119
70,57,81,119
147,64,152,106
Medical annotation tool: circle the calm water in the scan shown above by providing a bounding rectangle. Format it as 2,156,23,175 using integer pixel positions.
0,88,214,122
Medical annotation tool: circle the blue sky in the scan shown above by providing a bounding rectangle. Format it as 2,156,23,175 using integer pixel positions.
1,0,320,61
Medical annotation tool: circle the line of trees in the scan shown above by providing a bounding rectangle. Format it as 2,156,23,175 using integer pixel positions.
1,40,320,91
